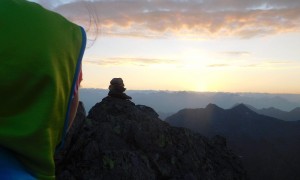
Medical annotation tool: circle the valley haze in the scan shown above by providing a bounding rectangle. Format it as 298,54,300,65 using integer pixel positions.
80,88,300,119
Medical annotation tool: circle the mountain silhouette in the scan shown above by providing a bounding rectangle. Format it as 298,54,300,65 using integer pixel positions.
55,98,247,180
79,89,300,119
251,106,300,121
166,104,300,180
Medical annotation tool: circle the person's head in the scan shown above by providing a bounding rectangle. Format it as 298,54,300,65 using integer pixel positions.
0,0,86,178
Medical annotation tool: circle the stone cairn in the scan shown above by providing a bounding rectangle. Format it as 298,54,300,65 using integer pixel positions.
108,78,132,100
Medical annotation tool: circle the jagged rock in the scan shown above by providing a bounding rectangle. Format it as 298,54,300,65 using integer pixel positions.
55,102,88,175
56,97,247,180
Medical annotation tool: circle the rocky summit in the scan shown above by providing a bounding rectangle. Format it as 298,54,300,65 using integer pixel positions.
55,97,247,180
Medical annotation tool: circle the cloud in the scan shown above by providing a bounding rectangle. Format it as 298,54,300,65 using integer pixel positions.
207,64,230,68
221,51,251,56
84,56,178,66
208,60,299,69
35,0,300,38
263,61,300,69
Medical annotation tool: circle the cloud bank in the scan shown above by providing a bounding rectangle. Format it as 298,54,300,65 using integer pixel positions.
34,0,300,38
85,56,178,66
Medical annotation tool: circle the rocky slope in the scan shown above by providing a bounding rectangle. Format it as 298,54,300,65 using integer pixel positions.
55,97,247,180
166,104,300,180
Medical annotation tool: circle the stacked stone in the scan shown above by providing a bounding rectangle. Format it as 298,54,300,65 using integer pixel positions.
108,78,132,100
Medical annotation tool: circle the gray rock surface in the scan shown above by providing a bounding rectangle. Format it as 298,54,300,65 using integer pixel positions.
55,97,247,180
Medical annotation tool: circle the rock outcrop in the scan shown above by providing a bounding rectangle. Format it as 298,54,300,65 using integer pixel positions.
55,97,247,180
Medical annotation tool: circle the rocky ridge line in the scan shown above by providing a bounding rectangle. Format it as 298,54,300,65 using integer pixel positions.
56,97,247,180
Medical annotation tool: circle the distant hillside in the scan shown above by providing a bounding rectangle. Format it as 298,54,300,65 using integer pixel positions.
79,89,300,120
166,104,300,180
252,107,300,121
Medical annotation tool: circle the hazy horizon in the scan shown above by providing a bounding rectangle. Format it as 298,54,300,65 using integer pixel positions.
79,88,300,119
81,87,300,95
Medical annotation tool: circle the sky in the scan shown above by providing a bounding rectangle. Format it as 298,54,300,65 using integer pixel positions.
33,0,300,94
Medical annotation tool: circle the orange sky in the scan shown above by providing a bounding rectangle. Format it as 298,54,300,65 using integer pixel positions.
33,0,300,94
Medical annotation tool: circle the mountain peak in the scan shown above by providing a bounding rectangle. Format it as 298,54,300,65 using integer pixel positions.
290,107,300,113
205,103,223,111
229,103,257,116
56,97,247,180
206,103,220,108
232,103,251,110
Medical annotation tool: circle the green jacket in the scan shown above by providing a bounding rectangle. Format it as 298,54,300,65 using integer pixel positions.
0,0,86,179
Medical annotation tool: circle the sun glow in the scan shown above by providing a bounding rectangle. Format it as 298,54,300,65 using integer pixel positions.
194,83,208,92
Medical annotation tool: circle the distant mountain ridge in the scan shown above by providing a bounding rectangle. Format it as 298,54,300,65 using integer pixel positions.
166,103,299,138
79,89,300,119
251,106,300,121
166,104,300,180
